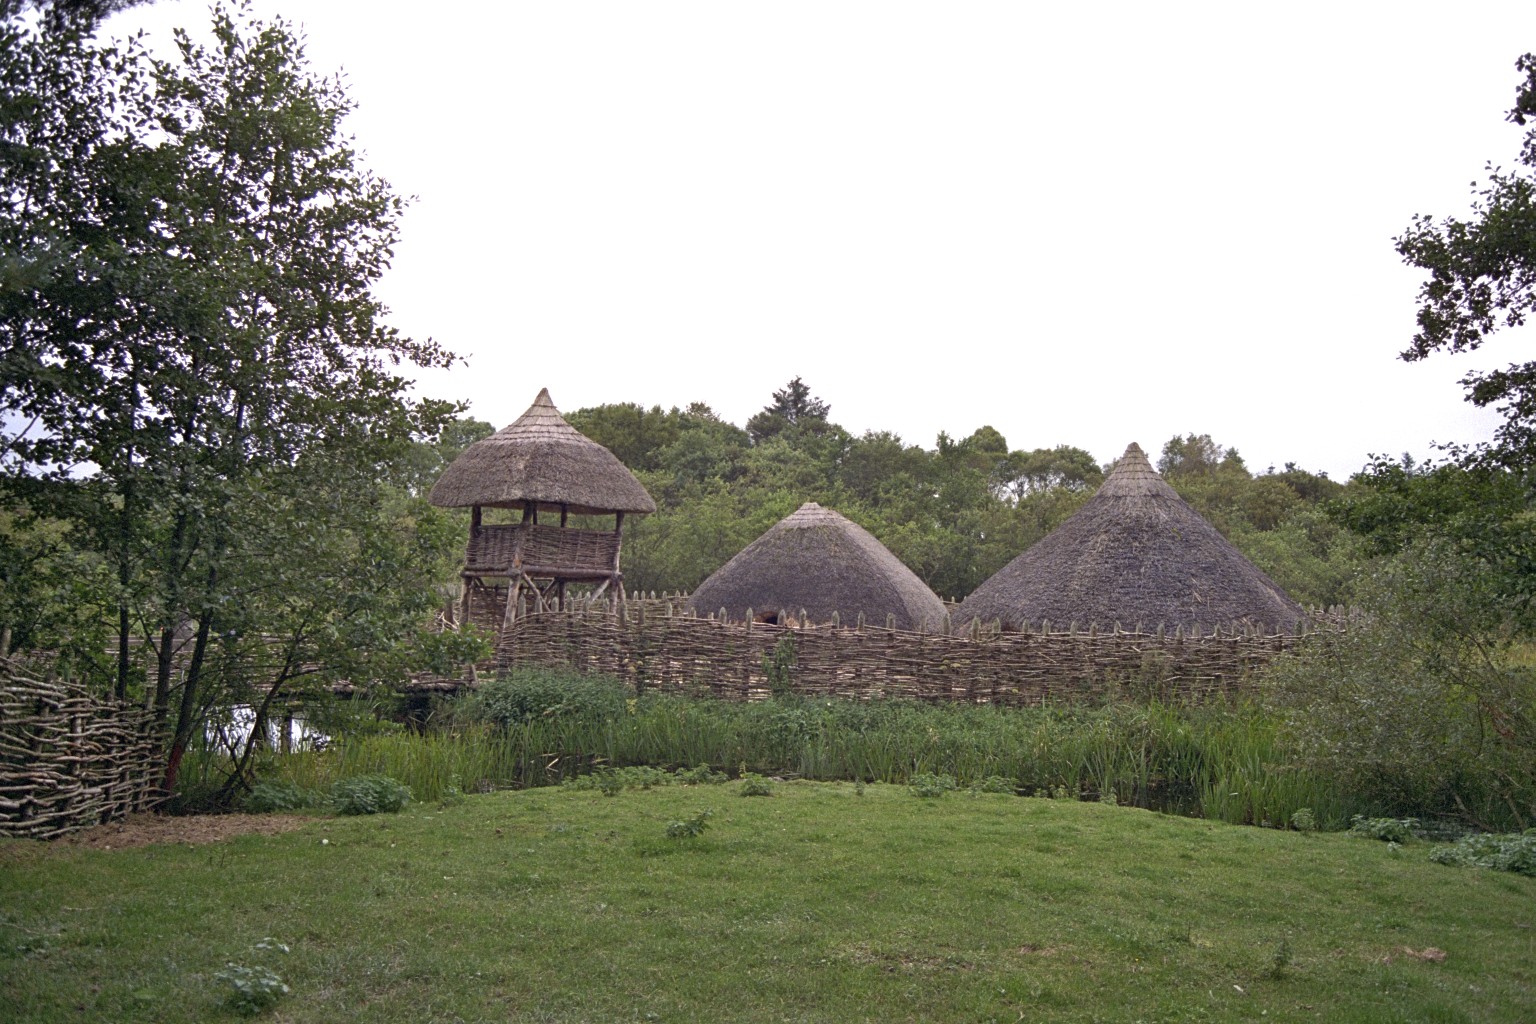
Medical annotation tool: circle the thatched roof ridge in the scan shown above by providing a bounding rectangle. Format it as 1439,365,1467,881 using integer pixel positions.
684,503,946,629
954,442,1305,632
428,388,657,515
1093,442,1177,498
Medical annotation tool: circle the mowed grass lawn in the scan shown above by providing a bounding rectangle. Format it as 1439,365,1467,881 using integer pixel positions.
2,782,1532,1023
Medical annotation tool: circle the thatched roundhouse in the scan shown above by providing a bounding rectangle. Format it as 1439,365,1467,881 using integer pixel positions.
429,388,655,626
429,388,656,517
684,502,946,629
954,443,1305,633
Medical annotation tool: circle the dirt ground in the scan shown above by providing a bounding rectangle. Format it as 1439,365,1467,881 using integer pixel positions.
54,812,313,850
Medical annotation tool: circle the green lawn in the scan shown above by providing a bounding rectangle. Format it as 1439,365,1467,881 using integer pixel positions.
2,782,1532,1023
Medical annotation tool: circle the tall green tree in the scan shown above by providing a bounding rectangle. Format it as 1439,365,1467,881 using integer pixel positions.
1,5,462,793
993,445,1102,502
1396,53,1536,467
0,0,151,32
746,376,831,443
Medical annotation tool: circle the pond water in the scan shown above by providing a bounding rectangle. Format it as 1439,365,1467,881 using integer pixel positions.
204,705,329,753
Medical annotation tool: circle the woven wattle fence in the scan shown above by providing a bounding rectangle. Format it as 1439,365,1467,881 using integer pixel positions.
492,603,1312,704
0,658,164,839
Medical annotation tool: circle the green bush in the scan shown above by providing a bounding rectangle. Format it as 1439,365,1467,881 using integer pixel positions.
215,963,289,1015
244,780,319,814
464,668,629,727
971,776,1015,794
910,773,958,798
665,808,712,839
331,775,411,815
1260,542,1536,831
564,765,680,794
1348,816,1419,843
675,763,728,785
739,772,774,797
1429,830,1536,876
214,938,291,1015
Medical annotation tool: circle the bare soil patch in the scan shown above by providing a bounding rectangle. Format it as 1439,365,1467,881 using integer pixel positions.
56,812,313,850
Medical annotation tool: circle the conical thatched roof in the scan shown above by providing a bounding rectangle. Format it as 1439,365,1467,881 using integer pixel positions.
685,503,946,629
428,389,656,515
955,443,1305,632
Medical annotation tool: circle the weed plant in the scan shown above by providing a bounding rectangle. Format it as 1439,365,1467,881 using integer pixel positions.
213,938,291,1016
738,772,774,796
330,775,411,815
664,808,712,838
243,781,318,814
909,773,958,798
1428,830,1536,875
1348,816,1420,843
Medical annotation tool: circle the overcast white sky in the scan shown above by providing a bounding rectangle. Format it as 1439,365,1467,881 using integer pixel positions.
107,1,1536,479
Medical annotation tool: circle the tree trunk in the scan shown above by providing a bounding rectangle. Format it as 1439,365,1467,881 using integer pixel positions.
162,603,215,797
116,477,134,700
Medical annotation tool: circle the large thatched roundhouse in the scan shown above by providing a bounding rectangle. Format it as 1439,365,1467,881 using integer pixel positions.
954,443,1305,633
429,388,656,626
685,503,946,629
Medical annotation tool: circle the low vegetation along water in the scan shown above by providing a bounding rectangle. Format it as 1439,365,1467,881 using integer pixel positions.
197,667,1508,833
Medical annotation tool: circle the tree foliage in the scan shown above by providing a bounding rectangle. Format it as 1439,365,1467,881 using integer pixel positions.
1396,53,1536,467
0,4,477,796
1264,540,1536,830
1329,454,1536,615
746,375,831,443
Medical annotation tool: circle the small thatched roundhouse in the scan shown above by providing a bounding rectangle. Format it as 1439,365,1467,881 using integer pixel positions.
429,388,655,626
429,388,656,516
684,503,946,629
954,443,1305,633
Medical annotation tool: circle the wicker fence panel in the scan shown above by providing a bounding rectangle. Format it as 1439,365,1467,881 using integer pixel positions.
0,658,164,839
493,605,1308,704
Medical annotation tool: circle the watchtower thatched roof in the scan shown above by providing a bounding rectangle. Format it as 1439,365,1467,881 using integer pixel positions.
954,443,1305,632
684,503,946,628
428,388,656,516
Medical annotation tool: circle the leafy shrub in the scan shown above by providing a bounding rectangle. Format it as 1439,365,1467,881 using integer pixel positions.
1289,808,1317,832
331,775,411,815
763,635,797,698
564,765,681,795
739,772,774,797
665,808,712,839
675,763,728,785
971,776,1015,794
1349,816,1419,843
244,781,318,814
1261,542,1536,830
215,964,289,1015
437,775,466,807
466,668,629,727
910,773,957,798
1429,830,1536,876
214,938,290,1015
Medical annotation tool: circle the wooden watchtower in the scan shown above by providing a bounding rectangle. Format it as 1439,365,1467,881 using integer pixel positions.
427,388,656,630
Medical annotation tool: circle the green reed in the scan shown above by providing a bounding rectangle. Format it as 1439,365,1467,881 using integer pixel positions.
253,673,1370,826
